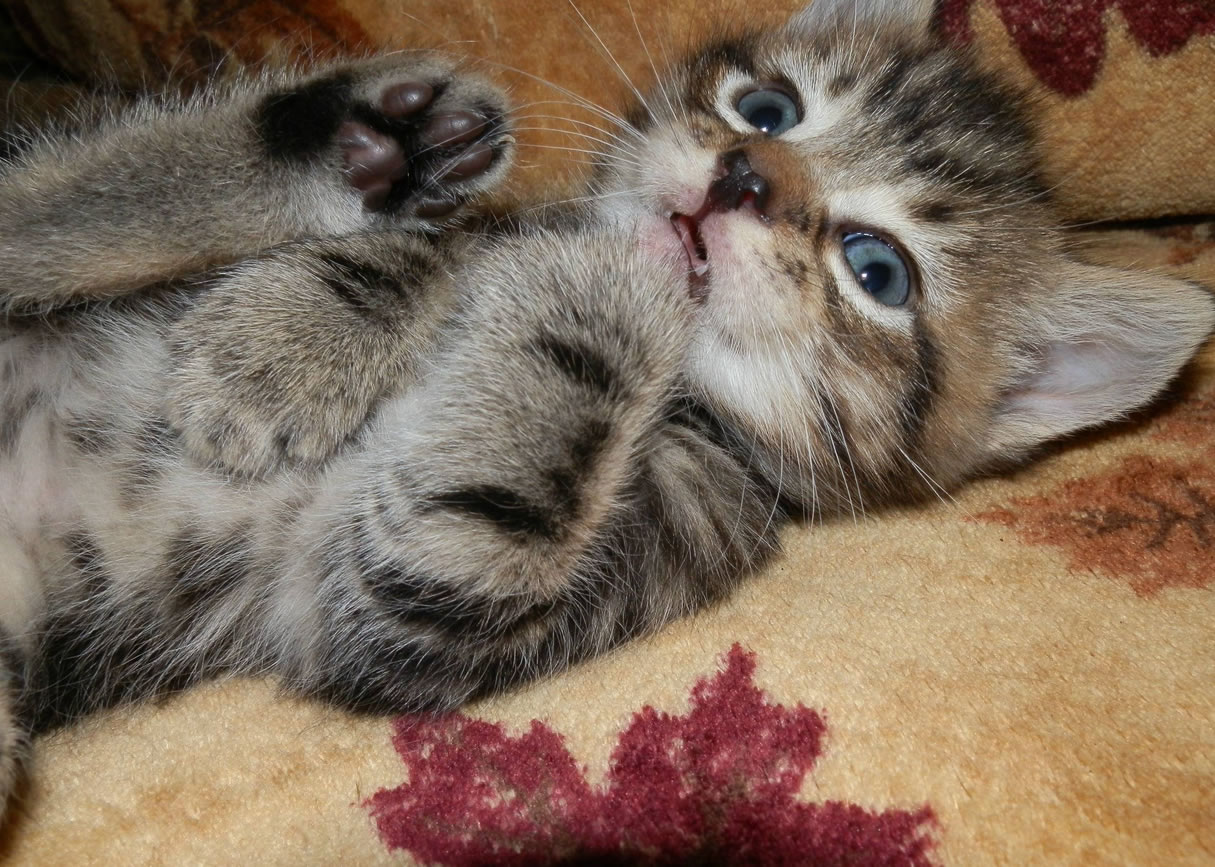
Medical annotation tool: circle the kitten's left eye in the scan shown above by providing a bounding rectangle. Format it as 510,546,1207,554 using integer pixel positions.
736,87,800,135
841,233,912,306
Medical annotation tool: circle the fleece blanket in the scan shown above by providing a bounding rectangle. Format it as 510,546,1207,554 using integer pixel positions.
0,1,1213,864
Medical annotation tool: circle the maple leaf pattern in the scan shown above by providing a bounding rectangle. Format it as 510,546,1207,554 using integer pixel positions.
365,645,937,865
938,0,1215,96
975,456,1215,596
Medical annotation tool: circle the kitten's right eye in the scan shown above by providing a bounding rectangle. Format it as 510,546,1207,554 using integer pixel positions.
841,233,912,307
736,87,800,135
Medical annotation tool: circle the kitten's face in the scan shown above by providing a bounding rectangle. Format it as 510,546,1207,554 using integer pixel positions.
592,1,1213,514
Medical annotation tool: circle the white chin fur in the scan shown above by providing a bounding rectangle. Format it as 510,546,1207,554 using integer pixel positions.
688,335,808,438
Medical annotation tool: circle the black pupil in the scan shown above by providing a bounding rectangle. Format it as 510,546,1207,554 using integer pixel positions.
857,261,891,294
748,105,784,133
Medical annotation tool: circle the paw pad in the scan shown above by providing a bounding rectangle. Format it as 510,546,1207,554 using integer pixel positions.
336,77,505,218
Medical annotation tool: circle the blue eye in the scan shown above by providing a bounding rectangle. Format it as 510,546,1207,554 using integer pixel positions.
841,233,912,306
736,87,800,135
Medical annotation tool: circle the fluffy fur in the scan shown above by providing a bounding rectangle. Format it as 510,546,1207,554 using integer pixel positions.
0,0,1211,821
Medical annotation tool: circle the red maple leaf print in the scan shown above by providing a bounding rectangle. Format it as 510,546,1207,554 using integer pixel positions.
938,0,1215,96
365,645,938,865
974,456,1215,596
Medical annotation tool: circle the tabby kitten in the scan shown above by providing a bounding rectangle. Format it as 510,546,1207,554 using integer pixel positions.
0,0,1211,818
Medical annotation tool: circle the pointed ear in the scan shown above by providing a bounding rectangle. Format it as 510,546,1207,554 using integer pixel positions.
790,0,938,38
989,264,1215,454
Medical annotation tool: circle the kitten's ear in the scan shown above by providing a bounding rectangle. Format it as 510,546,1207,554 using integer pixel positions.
989,264,1215,455
790,0,937,38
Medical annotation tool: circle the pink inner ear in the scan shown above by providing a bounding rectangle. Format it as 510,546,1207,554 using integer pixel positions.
995,277,1215,452
1002,339,1149,438
1029,340,1154,397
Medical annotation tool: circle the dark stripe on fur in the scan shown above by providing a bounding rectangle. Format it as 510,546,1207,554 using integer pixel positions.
690,35,760,80
135,417,176,457
120,417,176,506
320,253,416,318
912,200,956,223
533,333,621,396
427,486,562,540
64,533,111,593
26,530,246,732
900,324,941,449
826,70,859,98
365,566,493,632
64,413,119,456
868,52,918,106
0,390,40,456
548,418,612,505
308,633,464,714
363,564,557,638
164,532,252,614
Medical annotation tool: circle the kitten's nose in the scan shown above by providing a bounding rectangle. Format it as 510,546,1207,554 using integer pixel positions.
706,150,770,216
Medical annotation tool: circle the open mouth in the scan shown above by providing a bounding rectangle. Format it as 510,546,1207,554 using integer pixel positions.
671,212,710,300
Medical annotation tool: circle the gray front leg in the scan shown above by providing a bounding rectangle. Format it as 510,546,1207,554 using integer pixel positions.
342,230,694,600
0,54,512,313
166,230,465,477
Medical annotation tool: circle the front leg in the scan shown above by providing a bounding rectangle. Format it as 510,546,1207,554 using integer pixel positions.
0,54,512,313
323,228,695,603
166,230,464,477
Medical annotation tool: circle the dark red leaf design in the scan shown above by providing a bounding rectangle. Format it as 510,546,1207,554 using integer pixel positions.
366,645,937,865
938,0,1215,96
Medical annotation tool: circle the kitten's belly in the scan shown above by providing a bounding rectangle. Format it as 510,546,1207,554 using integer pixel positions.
1,331,74,633
0,329,109,635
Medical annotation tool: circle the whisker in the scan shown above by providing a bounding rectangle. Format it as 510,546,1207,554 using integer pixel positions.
565,0,648,110
506,111,642,151
504,122,633,153
624,0,679,124
470,57,634,132
895,446,958,509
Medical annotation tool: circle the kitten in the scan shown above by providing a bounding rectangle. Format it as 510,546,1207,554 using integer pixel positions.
0,0,1211,819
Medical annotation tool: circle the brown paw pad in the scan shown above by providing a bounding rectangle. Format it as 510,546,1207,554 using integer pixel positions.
380,81,434,118
420,110,487,148
338,121,407,211
436,141,494,181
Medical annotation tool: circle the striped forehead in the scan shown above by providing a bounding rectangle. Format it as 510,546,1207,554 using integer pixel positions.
690,32,1041,202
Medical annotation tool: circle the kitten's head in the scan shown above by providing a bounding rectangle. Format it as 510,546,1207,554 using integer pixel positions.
592,0,1215,512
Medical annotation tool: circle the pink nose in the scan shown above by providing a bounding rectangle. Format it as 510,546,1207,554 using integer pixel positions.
706,150,770,215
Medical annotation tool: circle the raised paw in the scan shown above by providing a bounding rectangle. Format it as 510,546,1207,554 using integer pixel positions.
165,322,377,479
162,238,440,478
259,57,513,222
338,81,498,215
